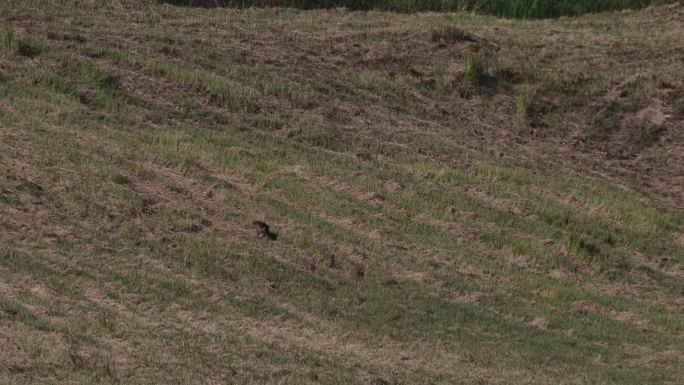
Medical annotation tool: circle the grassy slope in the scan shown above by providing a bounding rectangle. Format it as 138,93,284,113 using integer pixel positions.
0,2,683,384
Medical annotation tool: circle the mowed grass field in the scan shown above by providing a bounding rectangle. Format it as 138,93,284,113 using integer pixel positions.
1,1,683,384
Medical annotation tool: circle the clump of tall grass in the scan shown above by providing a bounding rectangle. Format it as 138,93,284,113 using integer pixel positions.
463,55,487,89
458,52,516,96
0,25,17,54
161,0,673,18
1,25,44,57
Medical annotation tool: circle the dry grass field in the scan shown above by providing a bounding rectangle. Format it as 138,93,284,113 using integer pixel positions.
0,1,683,384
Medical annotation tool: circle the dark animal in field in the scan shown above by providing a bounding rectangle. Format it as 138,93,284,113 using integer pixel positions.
252,220,276,241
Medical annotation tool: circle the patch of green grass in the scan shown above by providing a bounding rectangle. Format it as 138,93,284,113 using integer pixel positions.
0,24,17,53
463,54,488,92
37,71,81,100
180,240,228,278
0,298,53,331
590,99,621,139
515,88,555,134
461,53,517,96
287,117,348,151
59,55,119,91
137,58,257,111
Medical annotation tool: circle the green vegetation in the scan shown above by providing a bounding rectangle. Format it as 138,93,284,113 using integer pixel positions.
164,0,676,18
0,1,682,384
0,24,17,53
